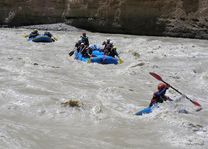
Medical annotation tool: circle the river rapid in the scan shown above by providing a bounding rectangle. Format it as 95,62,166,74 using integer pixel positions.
0,24,208,149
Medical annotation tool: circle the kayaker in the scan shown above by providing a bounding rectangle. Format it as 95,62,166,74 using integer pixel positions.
80,32,89,46
29,29,39,38
149,83,173,107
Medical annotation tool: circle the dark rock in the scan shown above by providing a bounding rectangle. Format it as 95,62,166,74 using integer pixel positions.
131,62,145,68
132,52,140,58
178,109,189,114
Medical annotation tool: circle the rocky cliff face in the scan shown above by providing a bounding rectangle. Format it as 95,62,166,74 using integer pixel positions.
0,0,65,26
0,0,208,39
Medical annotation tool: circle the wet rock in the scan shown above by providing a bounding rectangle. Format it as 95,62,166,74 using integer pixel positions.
132,52,140,59
129,89,134,91
8,57,13,60
130,62,145,68
169,75,180,80
61,99,82,107
178,109,189,114
33,63,38,66
152,65,159,68
51,66,60,69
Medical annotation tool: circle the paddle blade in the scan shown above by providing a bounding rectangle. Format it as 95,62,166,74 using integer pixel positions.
53,36,58,41
87,58,91,64
118,58,124,64
196,107,203,112
149,72,163,81
69,51,74,56
191,100,202,111
191,100,202,107
23,34,29,38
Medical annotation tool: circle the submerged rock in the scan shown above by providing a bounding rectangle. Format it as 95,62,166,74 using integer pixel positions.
61,99,82,107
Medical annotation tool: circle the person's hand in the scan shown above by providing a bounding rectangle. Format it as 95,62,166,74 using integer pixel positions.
167,97,173,101
166,83,170,89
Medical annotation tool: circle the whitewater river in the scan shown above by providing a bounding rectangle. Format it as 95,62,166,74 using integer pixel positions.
0,25,207,149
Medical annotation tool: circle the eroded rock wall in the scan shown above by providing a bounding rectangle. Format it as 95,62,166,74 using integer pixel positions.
0,0,65,26
63,0,208,39
0,0,208,39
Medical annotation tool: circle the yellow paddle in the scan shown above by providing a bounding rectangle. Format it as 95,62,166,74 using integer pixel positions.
118,58,124,64
23,34,29,38
87,58,91,64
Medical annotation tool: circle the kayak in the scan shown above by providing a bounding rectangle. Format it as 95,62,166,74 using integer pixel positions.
135,104,158,116
74,50,119,64
28,34,54,42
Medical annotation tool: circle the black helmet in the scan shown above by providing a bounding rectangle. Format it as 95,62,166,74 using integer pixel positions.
33,29,38,33
44,32,52,37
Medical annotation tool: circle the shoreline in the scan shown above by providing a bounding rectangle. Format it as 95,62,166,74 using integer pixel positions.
1,23,208,40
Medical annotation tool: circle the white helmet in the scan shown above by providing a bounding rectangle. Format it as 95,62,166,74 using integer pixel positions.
89,44,94,49
110,41,113,44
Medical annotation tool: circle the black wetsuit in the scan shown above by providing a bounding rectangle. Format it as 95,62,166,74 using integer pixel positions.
108,48,119,58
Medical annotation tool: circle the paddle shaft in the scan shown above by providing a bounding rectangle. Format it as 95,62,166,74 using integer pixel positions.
149,72,202,107
159,79,197,104
69,47,76,56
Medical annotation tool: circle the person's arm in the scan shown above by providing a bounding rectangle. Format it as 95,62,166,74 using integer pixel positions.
149,97,156,107
154,88,167,97
166,96,173,101
88,48,92,56
86,38,89,45
114,48,119,58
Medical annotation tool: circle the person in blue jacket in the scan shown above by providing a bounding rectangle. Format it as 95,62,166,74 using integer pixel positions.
149,83,173,107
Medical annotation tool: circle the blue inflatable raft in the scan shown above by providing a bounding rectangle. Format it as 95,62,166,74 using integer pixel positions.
28,35,54,42
135,104,158,116
74,50,119,65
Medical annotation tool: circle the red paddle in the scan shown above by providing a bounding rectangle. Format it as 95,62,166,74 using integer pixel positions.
149,72,202,108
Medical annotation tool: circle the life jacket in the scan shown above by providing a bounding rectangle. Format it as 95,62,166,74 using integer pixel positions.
108,47,119,58
29,32,39,38
44,32,52,37
81,36,89,45
103,43,113,55
149,88,168,107
81,47,92,58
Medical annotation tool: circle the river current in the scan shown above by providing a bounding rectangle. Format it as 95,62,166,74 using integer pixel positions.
0,24,207,149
